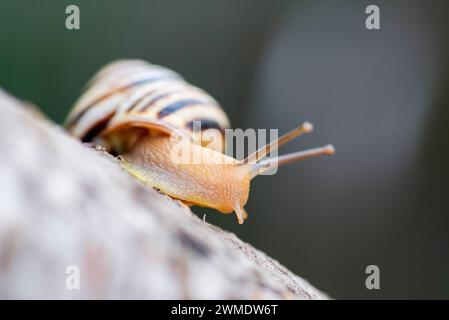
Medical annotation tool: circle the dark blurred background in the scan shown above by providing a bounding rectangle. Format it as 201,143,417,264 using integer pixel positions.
1,0,449,299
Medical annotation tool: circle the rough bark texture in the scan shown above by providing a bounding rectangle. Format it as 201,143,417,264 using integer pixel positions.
0,88,327,299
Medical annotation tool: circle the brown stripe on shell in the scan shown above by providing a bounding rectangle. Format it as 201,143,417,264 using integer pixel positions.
185,119,225,132
157,99,208,118
125,88,159,112
81,112,115,142
139,92,172,112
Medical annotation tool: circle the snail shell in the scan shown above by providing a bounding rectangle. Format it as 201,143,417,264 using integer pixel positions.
65,59,230,153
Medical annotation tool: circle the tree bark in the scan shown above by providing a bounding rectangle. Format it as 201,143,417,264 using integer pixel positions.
0,88,327,299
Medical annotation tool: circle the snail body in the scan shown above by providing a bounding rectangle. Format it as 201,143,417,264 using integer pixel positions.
66,60,334,224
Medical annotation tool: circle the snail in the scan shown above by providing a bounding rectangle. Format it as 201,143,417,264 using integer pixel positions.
65,60,335,224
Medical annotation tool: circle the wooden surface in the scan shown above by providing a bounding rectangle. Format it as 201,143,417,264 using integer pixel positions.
0,88,327,299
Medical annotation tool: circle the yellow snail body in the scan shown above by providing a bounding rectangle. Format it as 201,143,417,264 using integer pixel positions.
66,60,335,224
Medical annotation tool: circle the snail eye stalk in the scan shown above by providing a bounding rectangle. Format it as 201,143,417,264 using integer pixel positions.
236,122,334,179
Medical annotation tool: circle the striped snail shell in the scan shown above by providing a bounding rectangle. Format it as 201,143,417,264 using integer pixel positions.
65,59,230,154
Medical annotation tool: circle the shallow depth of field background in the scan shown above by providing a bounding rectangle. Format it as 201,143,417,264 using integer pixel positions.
1,0,449,299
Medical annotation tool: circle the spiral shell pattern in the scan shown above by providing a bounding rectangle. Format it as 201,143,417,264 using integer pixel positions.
66,60,230,150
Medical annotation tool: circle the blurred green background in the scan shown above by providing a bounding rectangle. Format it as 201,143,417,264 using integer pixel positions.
1,0,449,299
